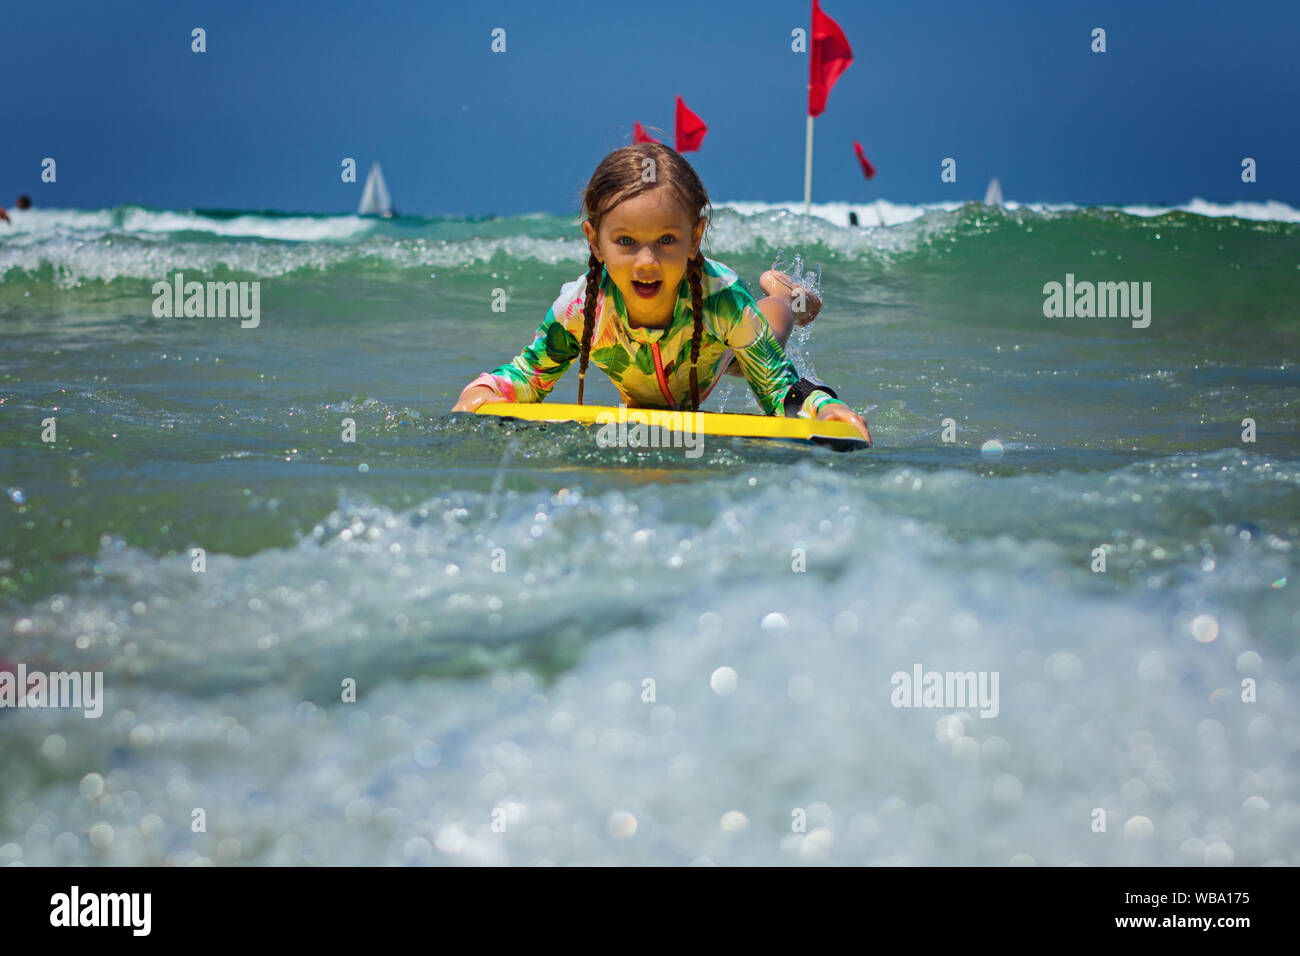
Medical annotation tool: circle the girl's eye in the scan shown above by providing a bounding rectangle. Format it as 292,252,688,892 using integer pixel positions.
615,235,676,246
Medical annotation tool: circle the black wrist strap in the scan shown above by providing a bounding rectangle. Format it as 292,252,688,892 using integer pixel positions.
784,377,839,414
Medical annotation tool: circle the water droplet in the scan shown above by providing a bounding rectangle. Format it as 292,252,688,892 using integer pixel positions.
1191,614,1219,643
710,666,738,696
720,810,750,832
606,811,637,839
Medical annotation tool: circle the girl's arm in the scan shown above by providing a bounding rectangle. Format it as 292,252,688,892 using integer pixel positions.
728,294,870,441
451,383,504,412
450,288,586,411
723,298,844,418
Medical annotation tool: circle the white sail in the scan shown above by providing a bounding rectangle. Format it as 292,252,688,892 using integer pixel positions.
358,162,393,217
983,177,1003,207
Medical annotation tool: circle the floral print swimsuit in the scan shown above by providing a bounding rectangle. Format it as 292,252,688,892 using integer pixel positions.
469,257,844,418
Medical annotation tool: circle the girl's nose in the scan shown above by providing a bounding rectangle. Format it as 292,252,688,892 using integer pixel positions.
635,245,658,267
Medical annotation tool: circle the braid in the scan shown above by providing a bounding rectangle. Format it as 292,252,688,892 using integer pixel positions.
687,254,704,411
577,252,601,405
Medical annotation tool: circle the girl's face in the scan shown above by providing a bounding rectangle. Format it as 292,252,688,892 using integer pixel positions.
582,188,705,326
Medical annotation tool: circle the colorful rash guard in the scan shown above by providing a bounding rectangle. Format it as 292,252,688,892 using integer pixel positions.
470,257,845,417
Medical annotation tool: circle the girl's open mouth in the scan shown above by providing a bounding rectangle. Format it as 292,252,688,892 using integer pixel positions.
632,279,662,298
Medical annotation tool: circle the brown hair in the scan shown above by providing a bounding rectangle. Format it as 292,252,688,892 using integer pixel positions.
577,143,711,409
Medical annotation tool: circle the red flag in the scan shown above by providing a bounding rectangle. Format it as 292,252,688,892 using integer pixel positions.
809,0,853,117
853,141,876,179
674,96,708,152
633,121,660,144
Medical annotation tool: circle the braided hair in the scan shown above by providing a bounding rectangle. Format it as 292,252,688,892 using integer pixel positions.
577,143,711,410
576,251,602,406
686,253,704,411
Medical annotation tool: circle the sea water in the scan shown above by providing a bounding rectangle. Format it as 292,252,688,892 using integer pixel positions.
0,199,1297,865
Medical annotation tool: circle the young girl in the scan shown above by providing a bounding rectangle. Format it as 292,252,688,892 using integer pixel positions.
452,143,871,443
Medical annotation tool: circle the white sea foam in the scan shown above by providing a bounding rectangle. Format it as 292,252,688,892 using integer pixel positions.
117,209,375,241
1,195,1293,250
718,196,1300,226
1,196,1294,287
1,459,1295,866
0,233,585,286
0,207,376,242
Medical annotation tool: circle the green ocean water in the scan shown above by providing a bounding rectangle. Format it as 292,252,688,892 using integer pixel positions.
0,201,1297,865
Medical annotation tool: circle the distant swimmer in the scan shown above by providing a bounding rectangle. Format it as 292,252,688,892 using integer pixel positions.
1,196,31,224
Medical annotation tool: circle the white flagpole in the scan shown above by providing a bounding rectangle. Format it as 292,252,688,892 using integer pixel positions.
803,115,814,217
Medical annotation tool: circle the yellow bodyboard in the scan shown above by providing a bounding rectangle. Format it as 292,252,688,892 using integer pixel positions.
474,403,870,450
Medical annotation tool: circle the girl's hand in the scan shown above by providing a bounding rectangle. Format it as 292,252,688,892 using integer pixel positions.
816,402,872,444
452,384,508,413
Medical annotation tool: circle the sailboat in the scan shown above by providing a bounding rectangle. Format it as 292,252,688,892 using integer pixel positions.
983,177,1003,207
358,161,395,218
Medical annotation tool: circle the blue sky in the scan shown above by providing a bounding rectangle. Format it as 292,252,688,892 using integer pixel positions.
5,0,1298,215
